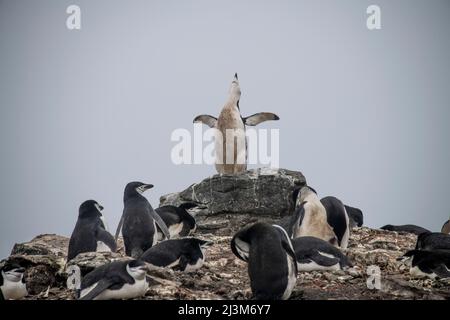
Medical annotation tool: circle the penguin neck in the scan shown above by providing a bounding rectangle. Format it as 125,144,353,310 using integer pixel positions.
225,96,240,111
124,192,146,203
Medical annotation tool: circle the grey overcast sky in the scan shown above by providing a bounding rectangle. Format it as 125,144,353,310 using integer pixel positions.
1,0,449,259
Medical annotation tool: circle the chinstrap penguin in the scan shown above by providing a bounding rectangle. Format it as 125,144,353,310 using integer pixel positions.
231,222,297,300
0,262,27,300
67,200,117,261
140,238,212,272
292,236,351,272
115,182,171,258
400,250,450,279
193,73,279,174
292,186,337,245
415,232,450,251
79,260,148,300
344,205,363,228
155,203,197,240
380,224,430,236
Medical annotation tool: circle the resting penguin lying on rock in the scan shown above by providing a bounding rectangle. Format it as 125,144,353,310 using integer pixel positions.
400,250,450,279
79,260,148,300
380,224,430,236
0,262,27,300
415,232,450,251
155,203,197,240
140,238,213,272
345,205,364,228
292,236,351,272
231,222,297,300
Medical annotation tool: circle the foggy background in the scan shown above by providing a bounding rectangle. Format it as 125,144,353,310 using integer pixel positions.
1,0,449,259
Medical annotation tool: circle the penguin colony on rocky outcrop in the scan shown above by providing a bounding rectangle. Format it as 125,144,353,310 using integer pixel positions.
2,74,449,300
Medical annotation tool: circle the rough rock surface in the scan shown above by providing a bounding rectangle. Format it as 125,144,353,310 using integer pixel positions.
2,227,449,300
159,168,306,233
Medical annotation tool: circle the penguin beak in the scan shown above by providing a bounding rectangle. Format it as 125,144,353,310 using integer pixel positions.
234,73,238,80
201,241,214,248
16,267,25,273
144,184,154,190
99,205,104,211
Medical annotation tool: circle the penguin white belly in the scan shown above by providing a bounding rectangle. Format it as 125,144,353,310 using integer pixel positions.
169,223,184,238
409,266,436,279
281,255,297,300
96,241,111,252
82,278,148,300
184,257,205,272
297,260,340,272
152,220,158,245
1,281,27,300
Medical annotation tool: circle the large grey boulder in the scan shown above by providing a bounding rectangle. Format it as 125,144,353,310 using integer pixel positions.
160,168,306,217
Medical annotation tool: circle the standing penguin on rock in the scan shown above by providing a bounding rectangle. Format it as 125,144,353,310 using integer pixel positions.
231,222,297,300
115,182,170,258
194,73,279,174
68,200,117,261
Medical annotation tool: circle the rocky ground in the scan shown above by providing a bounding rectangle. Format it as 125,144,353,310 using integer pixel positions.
2,226,449,300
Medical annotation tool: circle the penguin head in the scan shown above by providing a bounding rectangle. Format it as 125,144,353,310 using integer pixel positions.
1,262,25,282
228,73,241,102
196,239,213,249
294,186,318,205
124,181,154,199
126,260,147,280
398,250,418,266
79,200,104,218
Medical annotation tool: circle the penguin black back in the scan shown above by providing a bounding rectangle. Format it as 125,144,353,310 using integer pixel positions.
231,222,297,300
320,196,350,248
381,224,431,236
344,205,363,227
68,200,116,261
415,232,450,250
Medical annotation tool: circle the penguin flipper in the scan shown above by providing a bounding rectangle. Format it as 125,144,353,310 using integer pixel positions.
243,112,279,126
148,208,171,240
310,252,340,267
97,228,117,252
114,214,124,241
79,279,115,300
193,115,217,128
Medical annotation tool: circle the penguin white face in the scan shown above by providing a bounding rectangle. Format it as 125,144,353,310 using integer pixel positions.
2,267,25,282
135,184,154,195
94,203,104,214
126,262,147,280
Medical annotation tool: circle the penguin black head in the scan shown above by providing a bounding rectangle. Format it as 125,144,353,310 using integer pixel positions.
79,200,103,218
124,181,154,200
1,262,25,282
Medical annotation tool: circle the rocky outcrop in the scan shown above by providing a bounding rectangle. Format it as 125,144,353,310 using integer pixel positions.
159,168,306,233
